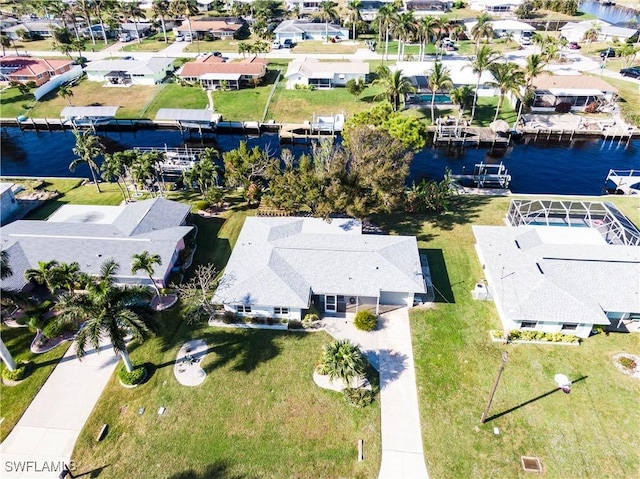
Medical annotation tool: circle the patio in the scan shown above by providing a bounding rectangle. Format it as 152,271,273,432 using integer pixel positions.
174,339,208,386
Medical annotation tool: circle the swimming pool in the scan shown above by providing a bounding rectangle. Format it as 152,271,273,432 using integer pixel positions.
414,94,452,104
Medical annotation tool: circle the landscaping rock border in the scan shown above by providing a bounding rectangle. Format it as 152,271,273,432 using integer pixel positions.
612,353,640,379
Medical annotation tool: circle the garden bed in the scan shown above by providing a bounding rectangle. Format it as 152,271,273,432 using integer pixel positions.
490,330,580,346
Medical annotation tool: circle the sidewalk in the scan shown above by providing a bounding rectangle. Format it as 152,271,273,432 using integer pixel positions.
323,308,429,479
0,339,120,479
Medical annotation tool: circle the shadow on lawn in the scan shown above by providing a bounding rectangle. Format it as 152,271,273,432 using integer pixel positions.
73,464,110,478
420,248,455,303
167,460,251,479
485,376,588,423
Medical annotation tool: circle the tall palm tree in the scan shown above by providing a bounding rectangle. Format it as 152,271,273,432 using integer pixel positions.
75,0,97,45
471,13,493,53
52,262,82,293
70,128,106,193
58,84,74,106
118,0,145,45
131,251,163,297
417,16,439,62
317,339,365,386
450,85,475,118
427,61,453,124
393,11,416,60
92,0,115,44
487,62,525,123
101,151,131,202
347,0,361,41
515,53,547,126
151,0,170,43
375,3,398,61
25,260,60,294
50,0,82,41
55,259,155,372
319,1,339,42
170,0,199,45
1,34,11,56
372,65,416,111
466,45,499,124
583,22,601,54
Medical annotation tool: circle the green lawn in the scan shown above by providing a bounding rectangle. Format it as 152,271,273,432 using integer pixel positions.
139,83,209,118
374,195,640,479
71,319,381,479
291,40,360,54
0,325,71,442
0,86,34,118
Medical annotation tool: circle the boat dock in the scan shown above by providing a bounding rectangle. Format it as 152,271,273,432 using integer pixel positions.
431,123,511,147
604,169,640,195
451,162,512,189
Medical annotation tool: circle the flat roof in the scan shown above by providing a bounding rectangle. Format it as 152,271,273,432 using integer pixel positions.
60,106,119,118
155,108,215,122
47,204,126,224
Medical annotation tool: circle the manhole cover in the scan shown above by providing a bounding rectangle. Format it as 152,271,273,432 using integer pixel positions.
521,456,542,473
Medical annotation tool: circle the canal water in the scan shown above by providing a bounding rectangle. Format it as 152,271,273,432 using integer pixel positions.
579,0,640,24
1,127,638,196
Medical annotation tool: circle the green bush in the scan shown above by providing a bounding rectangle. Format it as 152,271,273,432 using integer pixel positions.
195,200,210,211
343,387,374,408
2,364,28,382
289,319,303,329
118,365,146,386
354,311,377,332
222,310,237,324
507,330,580,344
619,356,637,370
42,320,75,339
302,313,320,328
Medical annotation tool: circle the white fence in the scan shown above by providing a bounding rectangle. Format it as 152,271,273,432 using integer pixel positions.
33,65,83,101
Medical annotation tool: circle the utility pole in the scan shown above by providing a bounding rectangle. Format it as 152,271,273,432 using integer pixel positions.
481,351,508,424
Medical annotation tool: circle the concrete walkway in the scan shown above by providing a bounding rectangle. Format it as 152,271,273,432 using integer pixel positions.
323,308,429,479
0,339,120,479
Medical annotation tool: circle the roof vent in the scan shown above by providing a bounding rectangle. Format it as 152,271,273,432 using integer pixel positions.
521,456,542,473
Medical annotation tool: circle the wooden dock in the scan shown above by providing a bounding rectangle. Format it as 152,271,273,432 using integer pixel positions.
278,123,338,144
430,125,511,147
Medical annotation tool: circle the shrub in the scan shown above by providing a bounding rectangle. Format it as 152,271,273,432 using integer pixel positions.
354,311,377,332
492,330,504,338
222,310,237,324
343,387,374,408
302,312,320,328
118,364,146,386
195,200,210,211
507,329,580,344
2,364,28,382
584,102,599,114
289,319,303,329
555,102,572,113
619,356,637,370
42,320,75,339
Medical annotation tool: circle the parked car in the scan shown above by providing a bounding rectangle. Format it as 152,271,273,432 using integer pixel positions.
600,48,617,58
568,41,580,49
272,40,281,49
283,39,294,48
175,34,184,42
122,55,134,60
213,51,222,57
184,34,192,42
620,67,640,78
118,33,131,42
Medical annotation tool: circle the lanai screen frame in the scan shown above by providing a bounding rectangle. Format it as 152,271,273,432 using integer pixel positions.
507,199,640,246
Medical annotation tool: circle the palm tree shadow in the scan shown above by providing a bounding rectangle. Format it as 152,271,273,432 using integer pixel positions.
377,348,408,390
167,460,253,479
72,464,110,478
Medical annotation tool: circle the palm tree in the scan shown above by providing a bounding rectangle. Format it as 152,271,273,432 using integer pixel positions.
317,339,365,386
53,262,82,293
101,151,132,203
487,62,525,123
319,1,339,43
347,0,362,41
58,84,74,106
372,65,416,111
184,149,220,196
466,45,499,124
25,260,61,294
118,0,145,45
504,31,515,48
71,128,106,193
471,13,493,52
55,259,155,372
0,34,11,56
50,0,82,41
92,0,115,45
131,251,163,297
417,16,439,62
152,0,170,43
583,22,601,54
393,11,416,60
375,3,398,61
427,61,453,124
516,53,547,126
450,85,475,118
170,0,199,46
75,0,97,45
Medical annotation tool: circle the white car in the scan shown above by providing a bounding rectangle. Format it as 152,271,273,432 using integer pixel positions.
272,40,281,49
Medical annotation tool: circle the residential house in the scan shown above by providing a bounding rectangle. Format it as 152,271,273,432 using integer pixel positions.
1,20,66,40
285,58,369,89
0,184,20,225
469,0,523,14
560,20,638,43
174,18,245,39
485,19,535,38
472,200,640,338
83,58,175,86
404,0,453,16
0,56,76,86
119,22,154,39
274,20,349,42
179,56,267,89
531,74,618,112
212,217,427,319
0,198,193,292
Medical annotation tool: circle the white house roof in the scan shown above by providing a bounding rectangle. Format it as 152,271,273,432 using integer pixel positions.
488,19,536,31
395,61,496,86
60,106,119,119
473,225,640,326
213,217,426,308
155,108,216,122
274,19,345,34
83,58,174,76
561,20,611,32
0,198,192,290
285,58,369,79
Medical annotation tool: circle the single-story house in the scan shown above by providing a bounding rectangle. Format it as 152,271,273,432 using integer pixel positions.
175,19,244,39
472,200,640,339
213,217,427,319
274,20,349,42
285,58,369,89
560,20,638,43
1,20,64,40
469,0,523,13
284,0,322,12
83,58,175,86
0,56,76,86
396,61,498,97
404,0,453,16
179,55,267,89
531,74,618,112
119,22,154,39
0,198,193,292
0,183,20,225
487,19,535,38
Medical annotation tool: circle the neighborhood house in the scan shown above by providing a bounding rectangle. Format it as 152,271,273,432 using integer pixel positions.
531,74,618,112
0,56,76,86
0,198,193,292
179,56,267,89
473,200,640,339
174,19,244,39
274,20,349,43
83,58,175,86
212,217,428,320
285,58,369,89
560,20,639,43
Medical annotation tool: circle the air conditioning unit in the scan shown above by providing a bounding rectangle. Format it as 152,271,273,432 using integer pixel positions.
472,282,489,300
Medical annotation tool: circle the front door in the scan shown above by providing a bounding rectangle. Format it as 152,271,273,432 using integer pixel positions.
325,294,337,313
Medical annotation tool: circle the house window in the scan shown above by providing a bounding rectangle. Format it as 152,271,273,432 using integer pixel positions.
561,323,578,331
274,307,289,315
237,305,252,313
521,321,537,329
338,74,345,80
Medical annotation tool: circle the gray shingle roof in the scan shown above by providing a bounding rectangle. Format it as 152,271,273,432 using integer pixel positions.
213,217,426,308
473,225,640,326
274,20,344,34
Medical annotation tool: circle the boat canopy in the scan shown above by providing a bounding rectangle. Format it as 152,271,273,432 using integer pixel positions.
155,108,217,123
60,106,119,119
